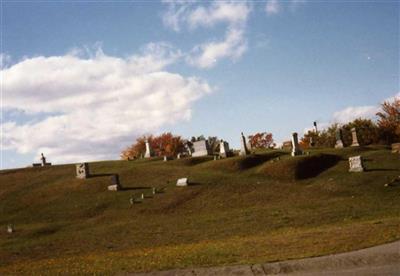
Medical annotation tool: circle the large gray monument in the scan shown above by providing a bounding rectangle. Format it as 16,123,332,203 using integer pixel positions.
291,132,302,156
76,163,89,179
335,128,344,149
240,132,250,156
351,128,360,147
192,140,211,157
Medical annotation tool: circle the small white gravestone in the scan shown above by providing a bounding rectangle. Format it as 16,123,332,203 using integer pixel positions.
163,156,168,162
108,174,121,191
349,156,364,172
76,163,89,179
177,153,181,159
177,178,188,187
7,224,14,234
108,185,120,191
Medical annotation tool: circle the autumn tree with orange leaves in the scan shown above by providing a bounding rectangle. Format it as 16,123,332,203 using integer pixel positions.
376,97,400,144
121,133,184,160
248,132,275,149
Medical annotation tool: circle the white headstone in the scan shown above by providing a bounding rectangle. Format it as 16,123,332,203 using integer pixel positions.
177,153,181,159
349,156,364,172
163,156,168,162
291,132,302,156
351,128,360,147
192,140,210,157
177,178,188,186
76,163,89,179
7,224,14,234
107,184,120,191
240,132,250,156
144,140,152,158
219,140,229,158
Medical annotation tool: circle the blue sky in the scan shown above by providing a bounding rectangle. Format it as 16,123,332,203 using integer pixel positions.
1,0,399,169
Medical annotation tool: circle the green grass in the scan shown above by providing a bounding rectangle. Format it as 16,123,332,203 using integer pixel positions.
1,146,400,274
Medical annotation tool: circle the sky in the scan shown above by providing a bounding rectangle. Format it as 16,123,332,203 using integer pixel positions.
1,0,399,169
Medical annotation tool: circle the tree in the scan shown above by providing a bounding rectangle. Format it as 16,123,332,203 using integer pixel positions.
248,132,274,149
121,133,184,159
342,118,379,146
151,133,184,157
301,124,338,148
120,135,150,160
376,97,400,144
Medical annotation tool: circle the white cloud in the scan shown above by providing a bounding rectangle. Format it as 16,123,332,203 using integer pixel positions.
384,91,400,102
332,106,379,124
187,1,251,29
162,1,251,69
265,0,280,15
187,27,247,69
2,44,212,164
162,0,198,32
332,92,400,124
301,92,399,135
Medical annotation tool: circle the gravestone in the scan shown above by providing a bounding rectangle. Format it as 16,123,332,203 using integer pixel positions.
351,128,360,147
219,140,229,158
349,156,364,172
335,128,344,149
192,140,210,157
108,174,121,191
310,136,315,147
282,141,292,151
391,143,400,153
7,224,14,234
163,156,168,162
313,121,318,133
40,153,52,166
40,153,46,166
76,163,89,179
240,132,250,156
291,132,302,156
177,178,188,186
177,153,181,159
144,139,152,158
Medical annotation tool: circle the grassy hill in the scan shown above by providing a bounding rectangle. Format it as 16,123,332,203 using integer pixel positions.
1,146,399,274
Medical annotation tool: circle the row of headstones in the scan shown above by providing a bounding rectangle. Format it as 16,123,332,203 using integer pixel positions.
334,127,360,148
143,138,231,159
289,127,361,157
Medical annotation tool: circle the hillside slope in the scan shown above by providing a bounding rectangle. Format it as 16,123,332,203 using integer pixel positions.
1,146,399,274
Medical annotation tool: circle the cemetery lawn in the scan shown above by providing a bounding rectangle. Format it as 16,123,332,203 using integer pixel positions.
1,146,400,274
